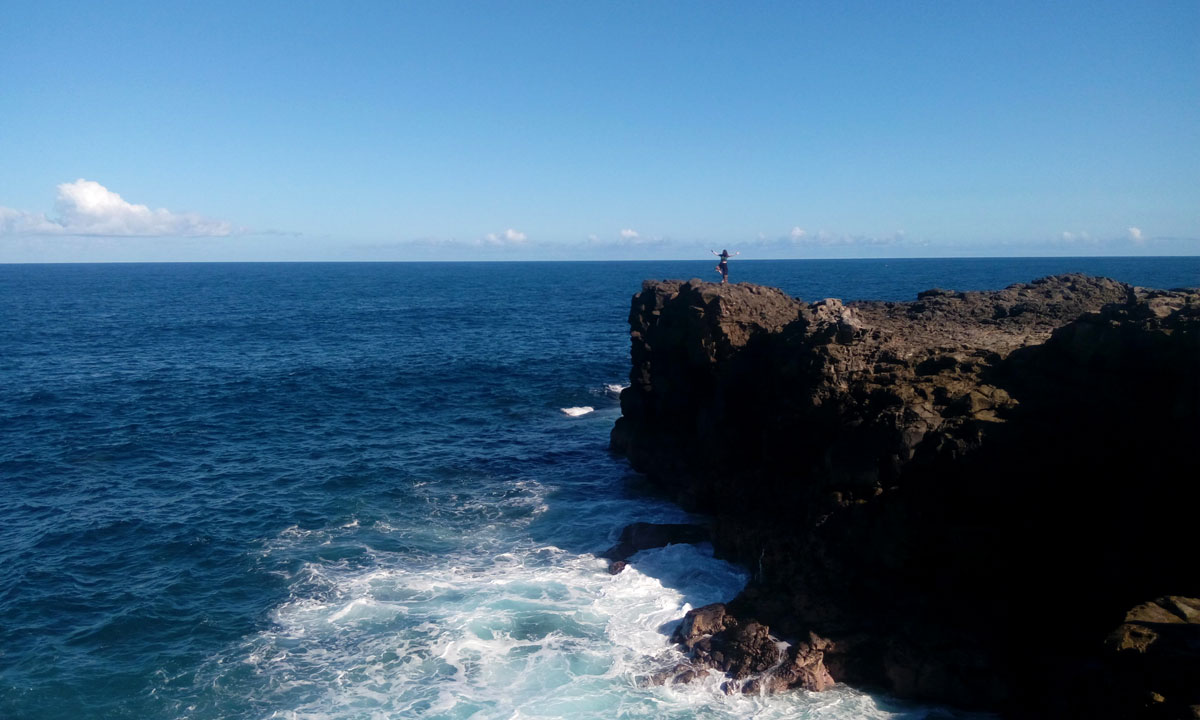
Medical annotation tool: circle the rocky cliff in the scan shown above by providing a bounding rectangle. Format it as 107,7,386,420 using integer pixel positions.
610,275,1200,718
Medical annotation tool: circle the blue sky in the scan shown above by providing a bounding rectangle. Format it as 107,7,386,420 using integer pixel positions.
1,1,1196,261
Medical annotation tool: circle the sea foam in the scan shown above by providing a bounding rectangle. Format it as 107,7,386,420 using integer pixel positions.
188,517,930,720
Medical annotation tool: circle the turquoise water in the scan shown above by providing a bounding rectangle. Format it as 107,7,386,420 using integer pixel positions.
2,258,1196,719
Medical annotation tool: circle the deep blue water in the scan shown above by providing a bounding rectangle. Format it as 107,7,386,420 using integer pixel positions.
1,258,1197,720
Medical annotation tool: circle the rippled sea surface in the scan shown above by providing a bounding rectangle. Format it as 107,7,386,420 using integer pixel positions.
2,258,1196,720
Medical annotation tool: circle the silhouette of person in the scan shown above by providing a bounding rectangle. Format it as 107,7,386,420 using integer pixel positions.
711,249,739,284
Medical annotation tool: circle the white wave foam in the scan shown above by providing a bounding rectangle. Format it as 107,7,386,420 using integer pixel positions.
560,406,594,417
197,487,958,719
604,383,628,395
197,537,928,719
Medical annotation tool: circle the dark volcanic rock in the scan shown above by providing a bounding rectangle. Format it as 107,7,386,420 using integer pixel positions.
668,602,836,694
611,275,1200,717
1056,596,1200,719
601,521,710,574
602,522,710,562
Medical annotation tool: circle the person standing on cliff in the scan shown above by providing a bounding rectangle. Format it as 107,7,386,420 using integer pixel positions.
712,249,739,284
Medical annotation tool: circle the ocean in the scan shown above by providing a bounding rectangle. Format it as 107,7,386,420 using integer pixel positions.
2,258,1197,720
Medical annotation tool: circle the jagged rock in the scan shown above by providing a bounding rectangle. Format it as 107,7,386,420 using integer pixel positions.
668,604,835,694
750,632,836,693
810,298,862,345
672,603,734,649
674,610,777,680
612,275,1200,717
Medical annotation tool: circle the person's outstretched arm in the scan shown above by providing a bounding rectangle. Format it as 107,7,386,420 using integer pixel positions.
711,250,720,256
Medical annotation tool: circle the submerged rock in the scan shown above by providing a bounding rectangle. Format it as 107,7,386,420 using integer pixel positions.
601,521,710,573
612,275,1200,717
602,522,710,562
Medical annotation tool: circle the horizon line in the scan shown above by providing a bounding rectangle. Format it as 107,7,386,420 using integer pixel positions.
3,254,1200,266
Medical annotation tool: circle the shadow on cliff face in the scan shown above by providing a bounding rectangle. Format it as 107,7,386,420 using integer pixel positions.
973,293,1200,715
611,276,1200,718
989,289,1199,601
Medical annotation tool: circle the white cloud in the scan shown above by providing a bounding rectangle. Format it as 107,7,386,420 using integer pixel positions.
1060,230,1093,243
610,228,671,247
0,207,62,235
482,228,528,245
1128,227,1145,244
0,179,233,237
777,229,905,247
698,227,913,253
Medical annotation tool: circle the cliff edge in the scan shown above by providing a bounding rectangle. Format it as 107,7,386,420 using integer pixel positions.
611,275,1200,718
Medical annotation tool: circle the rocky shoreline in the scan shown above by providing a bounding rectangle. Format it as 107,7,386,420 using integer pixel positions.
609,275,1200,718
